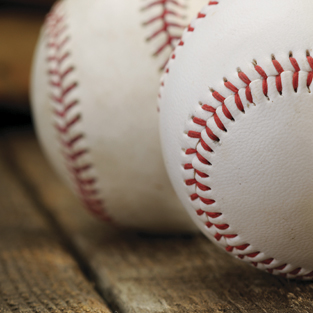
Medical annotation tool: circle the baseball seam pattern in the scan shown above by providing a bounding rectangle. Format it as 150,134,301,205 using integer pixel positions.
159,1,219,96
142,0,188,69
159,2,313,279
46,2,111,222
185,53,313,280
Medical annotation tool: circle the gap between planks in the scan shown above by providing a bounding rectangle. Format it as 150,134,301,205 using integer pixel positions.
0,129,111,313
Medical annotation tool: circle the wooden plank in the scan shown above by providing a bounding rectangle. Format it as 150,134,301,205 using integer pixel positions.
0,131,111,312
6,130,313,313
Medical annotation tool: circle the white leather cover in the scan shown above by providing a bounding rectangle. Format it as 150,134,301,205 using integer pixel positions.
159,0,313,277
31,0,208,232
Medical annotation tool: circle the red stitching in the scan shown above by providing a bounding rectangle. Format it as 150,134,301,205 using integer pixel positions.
159,1,219,98
46,3,111,222
158,6,313,279
142,0,186,69
54,99,79,118
183,54,313,279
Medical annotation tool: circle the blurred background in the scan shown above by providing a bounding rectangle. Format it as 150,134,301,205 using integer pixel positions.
0,0,54,130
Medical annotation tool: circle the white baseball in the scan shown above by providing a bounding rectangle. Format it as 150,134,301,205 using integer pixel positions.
159,0,313,278
31,0,208,232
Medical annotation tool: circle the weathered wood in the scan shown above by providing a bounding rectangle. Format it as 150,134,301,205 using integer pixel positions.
6,130,313,313
0,131,111,312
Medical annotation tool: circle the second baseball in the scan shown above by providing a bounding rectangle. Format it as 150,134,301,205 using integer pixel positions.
31,0,208,232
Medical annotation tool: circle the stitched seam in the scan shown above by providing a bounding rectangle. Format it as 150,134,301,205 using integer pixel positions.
46,3,111,222
159,1,219,97
185,54,313,279
158,0,313,278
142,0,188,69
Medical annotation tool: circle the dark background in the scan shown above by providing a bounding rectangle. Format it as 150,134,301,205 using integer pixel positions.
0,0,54,130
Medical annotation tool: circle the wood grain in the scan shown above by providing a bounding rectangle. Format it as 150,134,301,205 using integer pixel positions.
0,131,111,312
6,130,313,313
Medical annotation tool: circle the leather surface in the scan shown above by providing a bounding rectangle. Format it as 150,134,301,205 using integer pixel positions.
159,0,313,276
31,0,208,232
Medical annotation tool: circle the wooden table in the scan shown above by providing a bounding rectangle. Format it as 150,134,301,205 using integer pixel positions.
1,129,313,313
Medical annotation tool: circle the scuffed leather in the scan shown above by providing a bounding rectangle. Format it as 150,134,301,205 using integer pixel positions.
159,0,313,276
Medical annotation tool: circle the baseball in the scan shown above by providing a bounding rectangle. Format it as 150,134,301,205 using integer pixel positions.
159,0,313,278
31,0,207,232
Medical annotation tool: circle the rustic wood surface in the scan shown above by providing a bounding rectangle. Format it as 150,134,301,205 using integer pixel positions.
4,129,313,313
0,131,111,312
